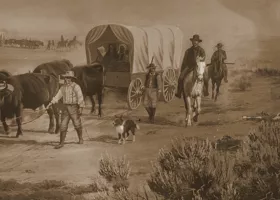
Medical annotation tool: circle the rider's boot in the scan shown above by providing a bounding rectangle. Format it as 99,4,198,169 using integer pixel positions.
175,83,182,99
224,67,228,83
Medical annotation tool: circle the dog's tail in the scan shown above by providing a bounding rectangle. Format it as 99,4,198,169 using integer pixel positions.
135,124,140,130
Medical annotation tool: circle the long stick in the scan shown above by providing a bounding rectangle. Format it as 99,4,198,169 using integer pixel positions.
150,56,154,64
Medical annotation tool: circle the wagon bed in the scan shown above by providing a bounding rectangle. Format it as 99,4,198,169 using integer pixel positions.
85,24,184,110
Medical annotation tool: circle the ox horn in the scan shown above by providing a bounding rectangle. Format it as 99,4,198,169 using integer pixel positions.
0,81,6,91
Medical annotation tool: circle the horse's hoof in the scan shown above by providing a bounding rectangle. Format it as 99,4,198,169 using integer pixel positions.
193,115,198,122
48,129,55,134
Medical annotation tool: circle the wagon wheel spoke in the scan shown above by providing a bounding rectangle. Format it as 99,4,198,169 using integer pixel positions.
127,78,143,110
166,74,176,84
162,68,176,102
130,93,137,98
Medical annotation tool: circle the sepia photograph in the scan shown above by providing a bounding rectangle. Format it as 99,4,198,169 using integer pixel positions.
1,0,280,199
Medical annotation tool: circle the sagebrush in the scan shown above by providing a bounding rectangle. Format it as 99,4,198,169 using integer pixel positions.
146,122,280,200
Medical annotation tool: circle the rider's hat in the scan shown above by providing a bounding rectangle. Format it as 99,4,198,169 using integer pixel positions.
190,34,202,42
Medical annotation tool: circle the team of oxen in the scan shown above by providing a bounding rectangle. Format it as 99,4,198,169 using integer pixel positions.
0,59,104,138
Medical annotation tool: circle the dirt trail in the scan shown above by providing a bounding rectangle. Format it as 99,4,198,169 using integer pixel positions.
1,48,280,190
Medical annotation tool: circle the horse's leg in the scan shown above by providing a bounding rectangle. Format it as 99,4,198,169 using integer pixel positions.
1,113,9,135
89,95,96,114
212,80,215,100
97,91,103,117
186,96,192,126
53,105,61,134
47,107,55,134
15,105,23,137
193,96,202,123
215,81,221,102
183,94,189,127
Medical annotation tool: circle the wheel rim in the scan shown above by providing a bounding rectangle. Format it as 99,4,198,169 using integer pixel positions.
163,68,177,102
127,78,143,110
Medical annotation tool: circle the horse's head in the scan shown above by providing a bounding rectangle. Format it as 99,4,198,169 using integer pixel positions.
195,57,206,81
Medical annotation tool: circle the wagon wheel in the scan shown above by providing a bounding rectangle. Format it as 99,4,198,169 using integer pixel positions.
127,78,143,110
162,68,177,102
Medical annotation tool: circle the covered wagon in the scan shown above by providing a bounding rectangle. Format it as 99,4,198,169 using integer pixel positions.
85,24,184,110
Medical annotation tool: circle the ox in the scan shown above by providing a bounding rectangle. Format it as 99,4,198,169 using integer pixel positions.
71,62,105,117
0,71,60,137
33,59,73,75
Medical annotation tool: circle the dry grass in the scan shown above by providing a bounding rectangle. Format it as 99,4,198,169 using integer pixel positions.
0,178,109,200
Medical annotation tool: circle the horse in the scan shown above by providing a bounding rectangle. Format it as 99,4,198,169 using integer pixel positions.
56,40,68,51
182,57,207,126
206,56,225,101
67,36,82,50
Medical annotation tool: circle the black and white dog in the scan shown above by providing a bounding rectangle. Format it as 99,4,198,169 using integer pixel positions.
113,115,140,144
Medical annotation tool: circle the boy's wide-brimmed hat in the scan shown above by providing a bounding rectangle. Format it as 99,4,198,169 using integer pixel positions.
61,71,76,79
146,63,156,69
190,34,202,42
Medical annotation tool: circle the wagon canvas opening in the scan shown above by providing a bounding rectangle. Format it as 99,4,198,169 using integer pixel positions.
85,24,184,109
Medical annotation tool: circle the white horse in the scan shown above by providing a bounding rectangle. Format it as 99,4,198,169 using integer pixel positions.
182,57,206,126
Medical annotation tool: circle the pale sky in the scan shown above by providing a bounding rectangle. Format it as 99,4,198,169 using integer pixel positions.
1,0,279,62
0,0,259,39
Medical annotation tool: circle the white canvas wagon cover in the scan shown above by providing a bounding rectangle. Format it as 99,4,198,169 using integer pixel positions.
85,24,184,74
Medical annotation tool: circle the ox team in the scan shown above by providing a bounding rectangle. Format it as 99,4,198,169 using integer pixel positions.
0,34,229,148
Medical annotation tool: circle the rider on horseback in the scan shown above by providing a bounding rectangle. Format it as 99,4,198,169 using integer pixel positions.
175,34,208,98
211,43,228,83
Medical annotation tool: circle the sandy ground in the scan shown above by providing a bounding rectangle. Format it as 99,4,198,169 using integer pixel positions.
0,47,279,191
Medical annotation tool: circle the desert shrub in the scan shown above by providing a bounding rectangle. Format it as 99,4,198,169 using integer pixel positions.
99,153,131,191
231,123,280,199
146,122,280,199
237,74,252,91
255,68,280,76
214,135,242,152
147,137,236,200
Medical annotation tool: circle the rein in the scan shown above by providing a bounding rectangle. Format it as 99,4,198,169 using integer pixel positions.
0,108,48,127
